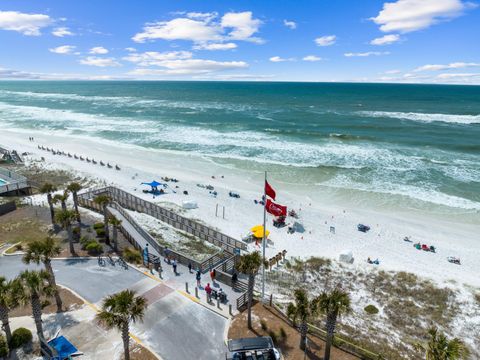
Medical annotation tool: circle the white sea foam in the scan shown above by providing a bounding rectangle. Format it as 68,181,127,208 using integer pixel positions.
356,111,480,124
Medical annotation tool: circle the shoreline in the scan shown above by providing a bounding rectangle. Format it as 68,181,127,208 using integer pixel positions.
1,128,479,288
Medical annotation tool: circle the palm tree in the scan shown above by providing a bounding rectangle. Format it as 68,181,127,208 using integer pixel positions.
109,216,122,253
52,190,69,212
17,270,54,339
67,182,83,223
414,327,470,360
0,277,21,344
287,288,320,350
39,182,57,225
94,195,111,245
236,251,264,329
23,237,63,312
318,288,352,360
55,209,77,255
96,290,147,360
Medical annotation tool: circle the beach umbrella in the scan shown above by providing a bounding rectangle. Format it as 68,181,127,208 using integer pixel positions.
250,225,270,239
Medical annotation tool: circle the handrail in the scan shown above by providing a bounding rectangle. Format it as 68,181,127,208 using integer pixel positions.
79,186,247,253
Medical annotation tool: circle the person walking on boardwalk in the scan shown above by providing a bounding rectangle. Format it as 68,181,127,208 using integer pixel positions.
164,247,171,264
210,269,216,284
196,269,201,287
231,271,238,289
188,261,192,273
172,258,177,275
205,283,212,303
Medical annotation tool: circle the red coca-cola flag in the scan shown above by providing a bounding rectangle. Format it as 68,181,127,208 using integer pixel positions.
266,199,287,217
265,180,276,200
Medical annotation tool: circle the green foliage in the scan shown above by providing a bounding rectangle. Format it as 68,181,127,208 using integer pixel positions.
475,292,480,305
260,319,268,331
85,240,103,255
15,243,23,251
72,226,81,235
9,327,32,349
0,334,7,357
93,222,104,230
95,228,106,238
123,247,142,264
364,304,379,315
80,236,91,248
268,330,278,343
279,327,287,340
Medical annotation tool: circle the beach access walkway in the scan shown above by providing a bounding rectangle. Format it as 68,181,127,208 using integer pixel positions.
0,255,229,360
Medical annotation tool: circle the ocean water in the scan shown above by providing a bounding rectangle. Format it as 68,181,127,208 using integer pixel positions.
0,81,479,216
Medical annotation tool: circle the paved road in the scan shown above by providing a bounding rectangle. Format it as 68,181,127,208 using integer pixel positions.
0,255,228,360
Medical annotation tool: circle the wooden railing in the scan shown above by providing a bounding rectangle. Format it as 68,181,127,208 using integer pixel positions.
78,191,227,273
79,186,247,254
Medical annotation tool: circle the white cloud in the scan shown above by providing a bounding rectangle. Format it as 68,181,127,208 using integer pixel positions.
132,11,262,44
79,56,121,67
414,62,480,71
269,56,295,62
0,10,51,36
49,45,76,54
89,46,109,54
52,26,74,37
371,0,475,33
132,18,222,43
193,42,237,50
385,69,401,74
344,51,390,57
370,34,401,45
283,20,296,29
125,47,137,52
123,51,193,66
129,59,248,76
315,35,336,46
303,55,322,62
437,72,480,79
221,11,261,41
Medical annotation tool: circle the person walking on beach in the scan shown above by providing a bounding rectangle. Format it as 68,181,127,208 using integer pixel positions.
205,283,212,303
172,258,177,275
188,261,192,273
196,269,201,287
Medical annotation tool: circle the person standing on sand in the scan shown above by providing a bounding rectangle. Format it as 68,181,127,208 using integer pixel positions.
196,269,201,287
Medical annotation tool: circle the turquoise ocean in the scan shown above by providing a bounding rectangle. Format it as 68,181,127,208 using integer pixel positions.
0,81,479,219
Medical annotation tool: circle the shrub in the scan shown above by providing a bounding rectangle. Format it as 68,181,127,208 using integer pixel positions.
268,330,278,343
80,236,91,249
0,334,7,357
123,247,142,264
15,244,23,251
85,240,103,255
260,320,268,331
95,228,106,238
279,327,287,340
93,222,104,229
41,299,51,309
475,292,480,305
73,226,80,235
364,304,379,315
9,327,32,349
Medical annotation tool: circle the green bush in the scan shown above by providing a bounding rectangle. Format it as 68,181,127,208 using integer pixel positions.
123,247,142,264
85,240,103,255
260,319,268,331
0,334,7,357
80,236,91,248
93,222,104,229
279,327,287,340
268,330,278,343
15,244,23,251
95,228,106,238
9,327,32,349
364,304,379,315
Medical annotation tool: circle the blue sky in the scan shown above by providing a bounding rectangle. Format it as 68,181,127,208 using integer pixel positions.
0,0,479,83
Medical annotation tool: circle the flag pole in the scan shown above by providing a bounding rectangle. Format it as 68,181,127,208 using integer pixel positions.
261,170,267,303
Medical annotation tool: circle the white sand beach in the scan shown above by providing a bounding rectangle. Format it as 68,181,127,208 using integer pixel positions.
1,129,479,288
